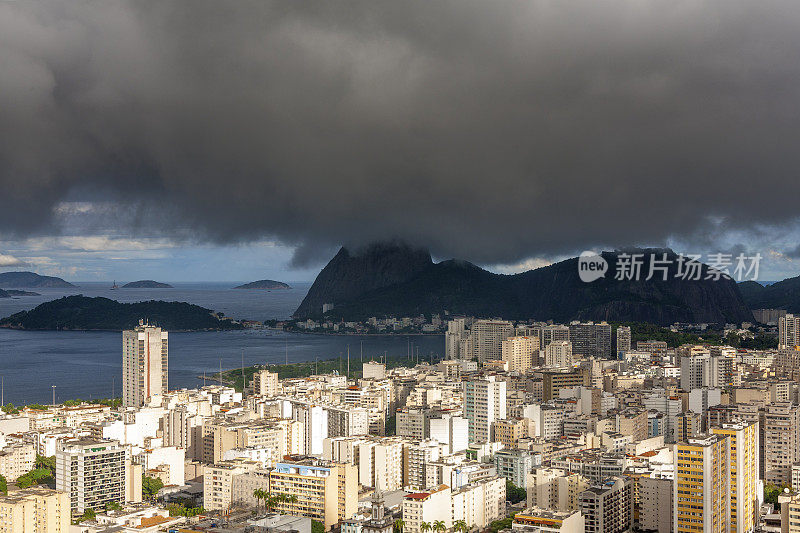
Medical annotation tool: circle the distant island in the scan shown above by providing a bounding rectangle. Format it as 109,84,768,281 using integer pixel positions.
121,280,174,288
0,289,40,298
6,289,40,296
234,280,290,290
0,271,75,288
0,295,244,331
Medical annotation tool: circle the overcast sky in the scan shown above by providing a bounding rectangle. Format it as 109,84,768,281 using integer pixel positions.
2,1,800,282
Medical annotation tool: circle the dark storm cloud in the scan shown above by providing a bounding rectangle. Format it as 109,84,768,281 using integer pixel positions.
2,0,800,265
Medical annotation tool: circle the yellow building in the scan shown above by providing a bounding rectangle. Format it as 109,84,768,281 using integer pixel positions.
712,421,759,533
674,435,730,533
268,458,357,530
0,488,70,533
493,418,527,449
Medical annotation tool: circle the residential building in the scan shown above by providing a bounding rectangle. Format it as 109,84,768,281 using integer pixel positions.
0,444,35,482
402,485,452,533
639,474,673,533
502,336,540,373
0,488,70,533
268,458,357,530
616,327,631,357
545,341,573,368
451,476,506,530
252,370,279,396
765,403,800,485
569,322,612,359
471,320,514,364
673,435,730,533
463,376,507,444
122,322,168,408
779,314,800,349
579,476,633,533
711,421,759,533
55,438,140,514
494,449,534,488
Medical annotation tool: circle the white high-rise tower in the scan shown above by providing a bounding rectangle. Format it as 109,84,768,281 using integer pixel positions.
122,320,168,407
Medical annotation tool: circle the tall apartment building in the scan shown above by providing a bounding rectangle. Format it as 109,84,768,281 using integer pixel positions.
679,350,711,392
445,318,471,360
55,438,140,514
616,326,631,357
545,341,573,368
251,370,279,396
463,376,507,444
673,435,730,533
764,403,800,485
639,474,673,533
579,476,633,533
471,320,514,363
122,321,168,408
358,438,405,491
532,324,571,348
502,336,540,373
405,440,441,490
397,408,435,440
0,487,70,533
711,421,759,533
779,314,800,349
569,322,612,359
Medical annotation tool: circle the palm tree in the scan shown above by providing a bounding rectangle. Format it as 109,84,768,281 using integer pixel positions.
394,519,405,533
285,494,299,506
453,520,468,533
253,488,265,512
421,522,431,533
265,492,279,512
432,520,446,533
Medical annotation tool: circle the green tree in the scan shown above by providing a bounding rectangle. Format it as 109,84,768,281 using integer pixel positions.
488,516,515,533
506,480,527,504
0,474,7,495
432,520,446,533
453,520,468,533
394,519,405,533
142,475,164,498
105,501,123,512
312,520,326,533
1,403,19,414
80,508,97,522
421,522,431,533
385,415,397,436
253,488,264,511
765,483,788,505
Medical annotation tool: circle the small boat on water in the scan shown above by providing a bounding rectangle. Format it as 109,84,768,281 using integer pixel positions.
110,280,119,290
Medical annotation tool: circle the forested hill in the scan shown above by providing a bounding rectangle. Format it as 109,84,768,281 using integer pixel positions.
0,295,243,331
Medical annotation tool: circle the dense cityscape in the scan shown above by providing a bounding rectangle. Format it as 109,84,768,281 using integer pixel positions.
1,312,800,533
4,2,800,533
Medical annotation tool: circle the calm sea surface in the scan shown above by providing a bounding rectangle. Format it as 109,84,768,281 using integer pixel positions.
0,282,444,405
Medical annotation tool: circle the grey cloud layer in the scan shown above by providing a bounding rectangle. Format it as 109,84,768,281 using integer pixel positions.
2,0,800,264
